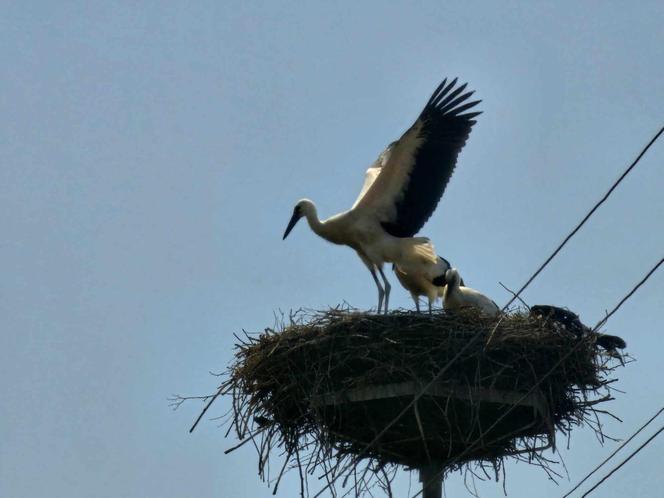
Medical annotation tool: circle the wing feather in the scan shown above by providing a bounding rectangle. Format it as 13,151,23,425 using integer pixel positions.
354,78,480,237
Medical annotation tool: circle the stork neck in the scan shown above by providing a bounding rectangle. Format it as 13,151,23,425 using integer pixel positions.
298,200,348,245
450,277,460,292
304,207,327,237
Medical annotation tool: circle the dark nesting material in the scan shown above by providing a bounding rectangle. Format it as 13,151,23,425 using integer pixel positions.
222,308,626,496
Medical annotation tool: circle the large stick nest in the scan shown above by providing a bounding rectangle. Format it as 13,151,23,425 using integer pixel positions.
212,308,625,496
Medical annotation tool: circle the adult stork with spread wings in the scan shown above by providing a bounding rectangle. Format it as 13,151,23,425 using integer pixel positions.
282,78,480,313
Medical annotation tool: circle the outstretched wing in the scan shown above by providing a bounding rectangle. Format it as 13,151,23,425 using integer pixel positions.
351,142,396,209
353,78,481,237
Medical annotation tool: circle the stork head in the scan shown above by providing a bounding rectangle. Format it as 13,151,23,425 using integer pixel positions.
283,199,312,240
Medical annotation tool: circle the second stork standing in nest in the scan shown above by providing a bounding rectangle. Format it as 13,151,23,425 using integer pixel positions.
282,78,481,313
392,255,465,313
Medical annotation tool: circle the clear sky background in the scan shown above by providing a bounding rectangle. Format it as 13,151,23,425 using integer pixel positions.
2,1,663,497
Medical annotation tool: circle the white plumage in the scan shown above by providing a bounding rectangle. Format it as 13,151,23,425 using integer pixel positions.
282,79,481,313
443,268,499,317
392,255,452,313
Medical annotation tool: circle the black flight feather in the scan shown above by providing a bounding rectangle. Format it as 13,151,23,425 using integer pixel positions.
381,78,481,238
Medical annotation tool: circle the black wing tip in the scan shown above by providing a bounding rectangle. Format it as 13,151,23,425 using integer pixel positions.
427,77,458,104
462,110,483,121
450,100,482,118
426,78,448,106
423,77,481,119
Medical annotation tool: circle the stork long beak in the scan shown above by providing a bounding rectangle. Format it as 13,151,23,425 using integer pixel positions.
282,211,300,240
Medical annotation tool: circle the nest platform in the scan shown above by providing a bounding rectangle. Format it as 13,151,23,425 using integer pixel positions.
222,308,625,495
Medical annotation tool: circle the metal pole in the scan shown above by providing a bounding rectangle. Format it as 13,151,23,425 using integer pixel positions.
419,464,443,498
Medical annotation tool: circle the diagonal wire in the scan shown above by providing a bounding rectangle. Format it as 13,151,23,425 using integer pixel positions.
580,424,664,498
312,126,663,498
501,125,663,312
411,256,664,498
562,406,664,498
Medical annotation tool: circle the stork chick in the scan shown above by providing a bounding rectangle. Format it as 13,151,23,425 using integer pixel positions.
443,268,499,316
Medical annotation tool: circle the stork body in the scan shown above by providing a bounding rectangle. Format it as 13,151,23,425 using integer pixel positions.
392,255,460,313
443,268,499,316
283,79,481,313
290,200,440,312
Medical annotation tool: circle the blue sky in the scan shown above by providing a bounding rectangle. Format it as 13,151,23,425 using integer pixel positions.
1,1,663,497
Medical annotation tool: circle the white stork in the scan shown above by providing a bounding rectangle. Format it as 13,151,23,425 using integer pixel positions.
392,255,466,313
442,268,499,316
282,78,481,313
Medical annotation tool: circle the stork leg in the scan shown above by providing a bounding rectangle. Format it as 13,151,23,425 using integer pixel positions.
366,265,384,313
412,295,421,313
428,298,433,315
377,267,391,314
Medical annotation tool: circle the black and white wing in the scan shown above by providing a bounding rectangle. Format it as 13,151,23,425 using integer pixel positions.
353,78,481,237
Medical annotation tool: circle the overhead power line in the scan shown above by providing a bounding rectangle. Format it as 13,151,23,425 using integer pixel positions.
562,406,664,498
580,424,664,498
502,125,664,311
